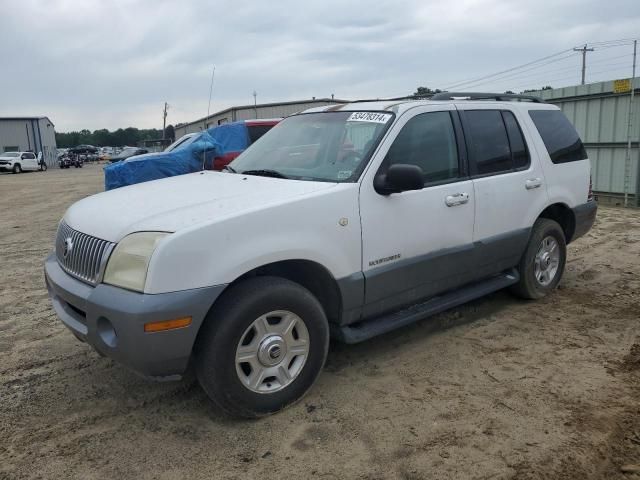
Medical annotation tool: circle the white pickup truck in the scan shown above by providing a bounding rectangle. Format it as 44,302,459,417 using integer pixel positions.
0,151,40,173
45,93,596,417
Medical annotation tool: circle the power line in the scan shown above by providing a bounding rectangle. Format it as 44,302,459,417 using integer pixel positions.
443,38,639,91
443,48,575,90
453,53,579,90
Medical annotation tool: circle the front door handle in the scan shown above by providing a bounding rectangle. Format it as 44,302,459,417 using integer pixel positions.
525,178,542,190
445,192,469,207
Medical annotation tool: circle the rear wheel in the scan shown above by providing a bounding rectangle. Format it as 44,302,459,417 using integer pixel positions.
511,218,566,299
195,276,329,418
12,164,22,174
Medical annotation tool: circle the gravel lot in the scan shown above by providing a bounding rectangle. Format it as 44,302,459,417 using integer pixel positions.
1,166,639,480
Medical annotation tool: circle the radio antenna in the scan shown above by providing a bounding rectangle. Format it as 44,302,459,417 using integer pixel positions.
202,65,216,171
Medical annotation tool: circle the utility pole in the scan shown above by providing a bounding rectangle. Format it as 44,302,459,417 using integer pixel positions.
162,102,169,140
573,44,595,85
624,40,637,207
253,91,258,119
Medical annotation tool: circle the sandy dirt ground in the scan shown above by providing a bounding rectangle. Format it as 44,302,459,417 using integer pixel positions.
0,166,639,480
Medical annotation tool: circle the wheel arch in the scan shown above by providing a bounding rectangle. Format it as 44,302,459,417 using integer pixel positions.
202,259,343,329
537,203,576,243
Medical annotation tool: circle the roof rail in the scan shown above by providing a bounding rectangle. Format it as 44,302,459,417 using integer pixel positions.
430,92,545,103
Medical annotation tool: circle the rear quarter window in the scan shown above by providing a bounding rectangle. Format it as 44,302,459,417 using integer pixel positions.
247,124,275,144
529,110,587,164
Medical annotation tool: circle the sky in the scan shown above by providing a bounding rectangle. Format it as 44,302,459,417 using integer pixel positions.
1,0,639,132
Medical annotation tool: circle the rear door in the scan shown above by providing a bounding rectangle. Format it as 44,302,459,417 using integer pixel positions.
22,152,38,170
457,105,549,276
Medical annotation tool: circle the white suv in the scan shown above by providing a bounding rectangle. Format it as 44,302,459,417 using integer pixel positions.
45,93,596,417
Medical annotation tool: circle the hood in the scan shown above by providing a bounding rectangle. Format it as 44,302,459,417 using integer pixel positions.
64,171,338,242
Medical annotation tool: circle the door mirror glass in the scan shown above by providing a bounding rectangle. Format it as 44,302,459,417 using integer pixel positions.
374,163,424,195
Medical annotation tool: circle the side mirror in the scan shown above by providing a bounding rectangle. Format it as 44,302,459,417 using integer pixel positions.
374,163,424,195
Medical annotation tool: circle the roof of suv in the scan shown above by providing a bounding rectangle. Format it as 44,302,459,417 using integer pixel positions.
301,97,558,116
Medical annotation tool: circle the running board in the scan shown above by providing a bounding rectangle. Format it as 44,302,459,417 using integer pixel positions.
332,269,519,344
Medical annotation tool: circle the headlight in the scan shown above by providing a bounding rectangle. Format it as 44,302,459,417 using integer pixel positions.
103,232,169,292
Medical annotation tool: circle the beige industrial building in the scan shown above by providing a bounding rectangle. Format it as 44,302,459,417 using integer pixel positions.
174,98,346,138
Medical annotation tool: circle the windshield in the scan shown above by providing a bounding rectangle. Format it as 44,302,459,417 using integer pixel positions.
165,133,199,152
229,111,393,182
2,152,19,157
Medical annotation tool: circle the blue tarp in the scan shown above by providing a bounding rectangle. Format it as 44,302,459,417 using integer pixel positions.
104,121,250,190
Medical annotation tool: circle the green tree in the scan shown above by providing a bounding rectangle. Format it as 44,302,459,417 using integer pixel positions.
55,127,166,147
412,87,442,97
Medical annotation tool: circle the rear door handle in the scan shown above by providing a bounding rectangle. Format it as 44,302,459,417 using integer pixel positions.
445,192,469,207
525,178,542,190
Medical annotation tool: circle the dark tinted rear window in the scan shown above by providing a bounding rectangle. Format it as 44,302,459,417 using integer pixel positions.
529,110,587,163
247,124,275,144
502,111,529,169
464,110,512,175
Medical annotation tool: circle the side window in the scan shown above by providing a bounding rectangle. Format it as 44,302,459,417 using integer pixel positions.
24,153,36,159
464,110,511,175
502,111,530,169
529,110,587,164
247,124,274,144
384,111,459,183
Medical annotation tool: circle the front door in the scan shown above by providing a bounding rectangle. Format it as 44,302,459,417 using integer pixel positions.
359,106,475,318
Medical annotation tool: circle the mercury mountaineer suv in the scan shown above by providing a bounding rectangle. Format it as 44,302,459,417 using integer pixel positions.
45,92,597,418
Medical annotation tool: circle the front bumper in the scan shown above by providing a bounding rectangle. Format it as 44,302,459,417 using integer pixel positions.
571,201,597,242
44,253,225,380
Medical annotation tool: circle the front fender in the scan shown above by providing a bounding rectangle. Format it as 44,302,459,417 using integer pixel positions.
145,186,361,294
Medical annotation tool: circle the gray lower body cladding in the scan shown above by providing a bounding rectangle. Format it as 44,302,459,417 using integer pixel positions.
44,254,225,380
337,228,530,326
571,201,597,242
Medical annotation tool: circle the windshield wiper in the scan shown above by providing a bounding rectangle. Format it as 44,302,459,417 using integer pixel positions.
241,169,289,179
222,165,237,173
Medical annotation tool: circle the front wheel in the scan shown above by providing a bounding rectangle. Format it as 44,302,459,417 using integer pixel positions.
511,218,566,299
12,164,22,174
195,276,329,418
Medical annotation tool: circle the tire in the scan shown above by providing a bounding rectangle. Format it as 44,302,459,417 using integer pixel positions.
511,218,566,299
195,276,329,418
12,164,22,174
40,163,47,171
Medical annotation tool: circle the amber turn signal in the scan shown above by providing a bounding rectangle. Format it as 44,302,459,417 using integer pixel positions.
144,317,192,333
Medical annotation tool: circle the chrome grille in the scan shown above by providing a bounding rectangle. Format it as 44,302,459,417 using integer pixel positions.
55,221,115,285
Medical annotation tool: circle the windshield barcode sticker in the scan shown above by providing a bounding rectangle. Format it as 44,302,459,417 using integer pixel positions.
347,112,392,124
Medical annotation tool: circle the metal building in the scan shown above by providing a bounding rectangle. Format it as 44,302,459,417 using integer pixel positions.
530,78,639,205
0,117,58,168
174,98,347,138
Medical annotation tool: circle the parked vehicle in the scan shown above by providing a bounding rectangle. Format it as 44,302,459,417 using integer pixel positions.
0,151,40,173
98,147,114,161
45,93,596,418
103,119,279,190
69,145,98,154
58,153,83,169
108,147,149,163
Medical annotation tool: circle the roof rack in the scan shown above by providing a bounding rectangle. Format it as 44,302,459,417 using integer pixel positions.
430,92,545,103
